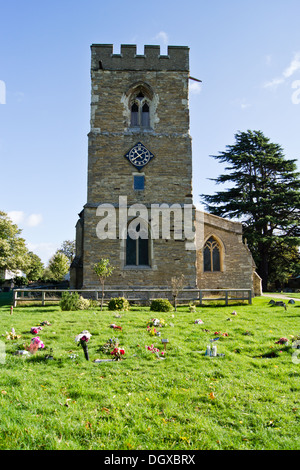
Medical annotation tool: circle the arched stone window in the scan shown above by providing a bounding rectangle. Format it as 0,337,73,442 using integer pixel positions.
128,84,153,129
203,236,221,272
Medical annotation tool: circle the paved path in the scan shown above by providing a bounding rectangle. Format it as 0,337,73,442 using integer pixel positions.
262,293,300,301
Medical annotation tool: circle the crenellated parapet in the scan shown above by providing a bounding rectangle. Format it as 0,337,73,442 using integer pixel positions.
91,44,189,72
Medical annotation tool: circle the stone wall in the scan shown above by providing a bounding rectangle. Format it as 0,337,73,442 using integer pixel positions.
80,44,197,289
196,211,255,292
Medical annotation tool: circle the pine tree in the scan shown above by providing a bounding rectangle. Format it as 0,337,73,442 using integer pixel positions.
201,130,300,291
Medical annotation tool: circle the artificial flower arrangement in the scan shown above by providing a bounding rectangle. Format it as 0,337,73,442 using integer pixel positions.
110,324,122,331
75,330,92,360
145,344,165,358
98,337,119,354
189,303,197,313
110,346,125,361
39,321,51,326
5,328,21,340
147,326,161,337
275,337,289,345
147,318,166,328
194,319,204,324
25,336,45,354
31,326,43,334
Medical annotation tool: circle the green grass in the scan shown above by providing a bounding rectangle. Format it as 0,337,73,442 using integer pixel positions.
0,295,300,450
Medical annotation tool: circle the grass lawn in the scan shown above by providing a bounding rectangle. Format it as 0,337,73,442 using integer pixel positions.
0,294,300,450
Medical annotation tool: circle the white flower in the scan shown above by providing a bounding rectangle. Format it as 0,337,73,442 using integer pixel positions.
75,330,92,343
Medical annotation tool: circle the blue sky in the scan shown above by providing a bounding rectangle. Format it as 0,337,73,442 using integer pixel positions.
0,0,299,265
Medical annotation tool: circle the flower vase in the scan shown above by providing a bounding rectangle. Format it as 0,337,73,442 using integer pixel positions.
81,341,89,360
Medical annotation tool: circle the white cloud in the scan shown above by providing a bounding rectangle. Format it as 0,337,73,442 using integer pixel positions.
283,52,300,78
189,81,202,94
263,77,285,90
7,211,26,224
27,242,58,265
264,52,300,90
155,31,169,46
27,213,43,227
7,211,43,227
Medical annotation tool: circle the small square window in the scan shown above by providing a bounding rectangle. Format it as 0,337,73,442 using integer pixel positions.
134,175,145,190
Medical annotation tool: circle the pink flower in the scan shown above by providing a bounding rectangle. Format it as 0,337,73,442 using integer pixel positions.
31,327,42,334
31,336,44,349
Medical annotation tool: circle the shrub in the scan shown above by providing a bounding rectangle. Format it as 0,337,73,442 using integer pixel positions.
60,291,80,311
108,297,130,311
77,296,91,310
150,298,173,312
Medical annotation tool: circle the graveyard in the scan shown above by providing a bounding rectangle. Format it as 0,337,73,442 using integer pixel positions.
0,293,299,450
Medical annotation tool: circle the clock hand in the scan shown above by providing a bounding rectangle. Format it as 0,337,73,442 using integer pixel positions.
131,154,142,162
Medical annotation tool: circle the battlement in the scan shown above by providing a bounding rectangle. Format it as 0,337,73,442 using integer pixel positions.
91,44,189,72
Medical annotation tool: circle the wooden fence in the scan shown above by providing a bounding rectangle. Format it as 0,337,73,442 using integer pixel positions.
12,288,252,307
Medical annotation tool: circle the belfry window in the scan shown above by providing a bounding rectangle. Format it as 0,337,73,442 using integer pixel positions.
203,236,221,272
130,92,151,129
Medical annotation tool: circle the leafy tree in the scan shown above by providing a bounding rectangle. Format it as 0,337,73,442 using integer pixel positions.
48,251,70,281
25,251,44,281
58,240,75,265
201,130,300,291
0,211,29,273
93,259,114,311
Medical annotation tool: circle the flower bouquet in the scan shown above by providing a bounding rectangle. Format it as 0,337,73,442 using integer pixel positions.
31,326,43,334
145,344,165,358
147,326,161,336
75,330,92,360
25,336,45,354
39,321,51,326
194,319,204,324
110,324,122,331
275,337,289,345
98,337,119,354
110,346,125,361
147,318,166,328
5,328,21,340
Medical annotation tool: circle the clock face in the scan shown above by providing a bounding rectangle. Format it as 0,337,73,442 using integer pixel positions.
124,142,154,170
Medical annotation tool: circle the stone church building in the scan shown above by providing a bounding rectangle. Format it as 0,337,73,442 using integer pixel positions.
70,44,260,295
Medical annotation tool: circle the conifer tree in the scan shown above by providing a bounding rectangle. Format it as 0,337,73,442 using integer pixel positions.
201,130,300,291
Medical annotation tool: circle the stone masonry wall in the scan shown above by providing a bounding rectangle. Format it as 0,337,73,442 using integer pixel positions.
196,212,255,292
81,44,197,289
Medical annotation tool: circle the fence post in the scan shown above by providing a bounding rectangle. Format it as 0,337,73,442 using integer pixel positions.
13,290,17,307
199,290,203,306
42,291,46,306
225,291,228,306
248,290,252,305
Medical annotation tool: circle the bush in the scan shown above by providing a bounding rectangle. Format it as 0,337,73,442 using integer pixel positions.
77,296,91,310
108,297,130,311
60,291,80,311
150,298,173,312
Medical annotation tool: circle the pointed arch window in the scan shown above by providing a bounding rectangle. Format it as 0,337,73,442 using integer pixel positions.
130,90,151,129
203,236,221,272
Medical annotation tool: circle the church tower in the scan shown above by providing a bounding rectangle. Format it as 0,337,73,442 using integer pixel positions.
71,44,197,289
